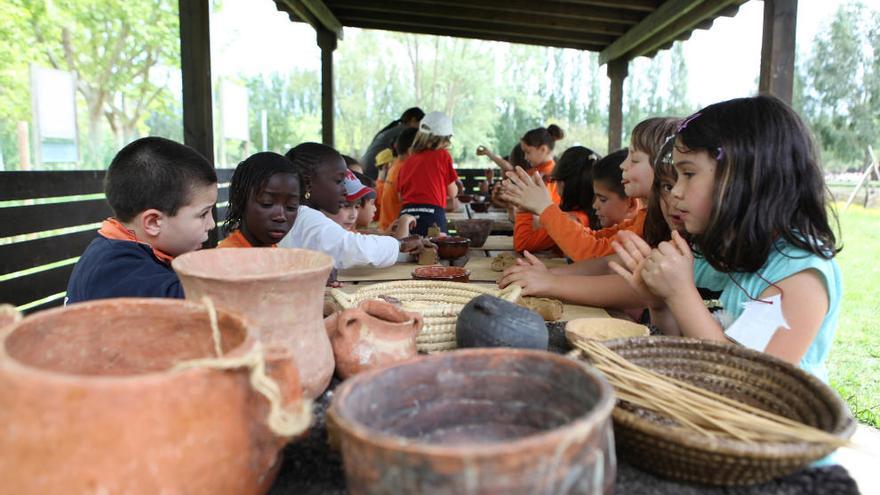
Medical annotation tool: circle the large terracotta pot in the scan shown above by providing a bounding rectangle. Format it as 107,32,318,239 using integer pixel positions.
0,298,305,494
173,248,334,398
329,348,617,494
324,299,422,379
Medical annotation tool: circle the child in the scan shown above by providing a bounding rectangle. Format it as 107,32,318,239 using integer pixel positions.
323,170,374,232
510,125,564,252
219,152,299,248
279,143,426,269
65,137,218,303
378,128,418,232
373,148,395,222
591,149,639,229
343,155,364,175
397,111,458,236
353,171,378,229
612,96,841,381
503,118,679,261
508,145,597,253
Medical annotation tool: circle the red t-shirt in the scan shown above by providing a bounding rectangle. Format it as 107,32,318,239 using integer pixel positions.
396,149,458,208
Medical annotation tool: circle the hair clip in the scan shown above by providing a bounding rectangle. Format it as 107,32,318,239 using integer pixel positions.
715,147,725,161
677,112,701,133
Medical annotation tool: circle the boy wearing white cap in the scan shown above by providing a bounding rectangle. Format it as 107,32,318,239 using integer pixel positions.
396,111,459,236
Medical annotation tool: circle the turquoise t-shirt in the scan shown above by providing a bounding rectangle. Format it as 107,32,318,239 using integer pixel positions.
692,241,842,383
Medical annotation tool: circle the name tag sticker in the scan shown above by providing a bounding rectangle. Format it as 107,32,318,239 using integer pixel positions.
725,294,789,352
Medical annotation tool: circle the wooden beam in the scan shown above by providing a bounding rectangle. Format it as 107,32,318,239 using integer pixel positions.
624,0,742,60
759,0,797,103
599,0,702,64
275,0,321,33
326,0,644,25
338,14,615,47
317,28,336,147
302,0,344,39
607,59,628,152
178,0,218,246
345,19,606,51
559,0,658,11
327,1,628,35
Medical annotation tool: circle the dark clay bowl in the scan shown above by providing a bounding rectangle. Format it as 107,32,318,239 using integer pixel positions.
328,348,617,493
411,266,470,284
453,219,493,248
457,193,474,204
471,201,490,213
429,236,471,260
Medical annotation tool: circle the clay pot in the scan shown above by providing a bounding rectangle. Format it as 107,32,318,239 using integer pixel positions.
173,248,334,399
430,236,471,260
0,298,305,494
457,193,474,203
325,299,422,379
453,219,493,247
471,201,490,213
412,265,470,283
329,348,617,494
456,294,548,350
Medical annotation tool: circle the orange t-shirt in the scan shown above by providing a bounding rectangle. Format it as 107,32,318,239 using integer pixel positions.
374,179,385,221
217,229,277,248
513,160,566,252
538,206,647,261
97,218,174,263
378,158,404,231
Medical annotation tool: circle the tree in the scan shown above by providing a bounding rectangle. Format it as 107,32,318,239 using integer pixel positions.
803,1,879,169
22,0,180,165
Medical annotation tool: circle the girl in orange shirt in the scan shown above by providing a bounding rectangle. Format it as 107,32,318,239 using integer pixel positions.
219,152,300,248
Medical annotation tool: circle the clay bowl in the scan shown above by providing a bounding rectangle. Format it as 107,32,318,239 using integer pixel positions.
412,265,470,283
471,201,490,213
329,348,616,494
0,298,306,494
457,193,474,203
452,219,493,247
429,236,471,260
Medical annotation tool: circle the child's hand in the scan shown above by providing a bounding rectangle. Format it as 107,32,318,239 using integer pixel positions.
399,235,425,254
609,231,664,308
500,167,553,215
497,251,552,296
641,231,695,299
391,214,417,238
476,145,490,156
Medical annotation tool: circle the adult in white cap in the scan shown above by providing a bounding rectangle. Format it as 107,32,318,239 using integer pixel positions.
396,111,459,236
360,107,424,180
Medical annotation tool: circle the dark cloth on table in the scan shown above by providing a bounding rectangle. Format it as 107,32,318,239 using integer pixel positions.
65,237,183,305
270,325,860,495
361,122,407,179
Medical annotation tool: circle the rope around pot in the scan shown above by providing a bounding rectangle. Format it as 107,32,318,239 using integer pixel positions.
172,297,313,438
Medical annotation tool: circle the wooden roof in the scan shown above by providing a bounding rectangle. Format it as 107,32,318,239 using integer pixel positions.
274,0,750,64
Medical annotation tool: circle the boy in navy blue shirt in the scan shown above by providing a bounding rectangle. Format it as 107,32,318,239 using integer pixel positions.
65,137,218,304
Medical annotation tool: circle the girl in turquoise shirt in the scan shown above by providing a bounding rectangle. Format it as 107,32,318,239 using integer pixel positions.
611,95,841,384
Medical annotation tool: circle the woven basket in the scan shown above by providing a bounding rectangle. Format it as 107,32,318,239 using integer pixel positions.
579,336,855,486
330,281,522,352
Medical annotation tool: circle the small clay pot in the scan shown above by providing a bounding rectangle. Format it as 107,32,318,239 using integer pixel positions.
430,236,471,260
453,219,493,247
325,300,422,380
456,294,548,350
329,348,617,494
412,266,470,284
0,298,306,494
471,201,490,213
457,193,474,203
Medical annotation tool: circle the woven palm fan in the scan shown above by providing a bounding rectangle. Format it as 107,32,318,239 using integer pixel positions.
330,281,522,352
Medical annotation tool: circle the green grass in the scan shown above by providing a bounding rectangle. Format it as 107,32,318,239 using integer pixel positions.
828,205,880,428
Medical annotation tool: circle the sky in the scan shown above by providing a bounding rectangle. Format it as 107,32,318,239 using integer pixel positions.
209,0,880,108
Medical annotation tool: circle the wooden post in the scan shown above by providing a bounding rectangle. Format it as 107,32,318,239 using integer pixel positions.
16,121,30,170
317,28,336,147
759,0,797,103
179,0,217,245
607,58,628,152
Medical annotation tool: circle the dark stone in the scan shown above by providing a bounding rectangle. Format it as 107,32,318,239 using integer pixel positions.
455,295,548,349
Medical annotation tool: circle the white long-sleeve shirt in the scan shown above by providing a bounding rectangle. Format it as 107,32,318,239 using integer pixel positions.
279,205,399,269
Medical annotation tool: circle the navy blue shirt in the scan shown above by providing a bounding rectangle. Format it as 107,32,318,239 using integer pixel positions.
65,237,184,305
